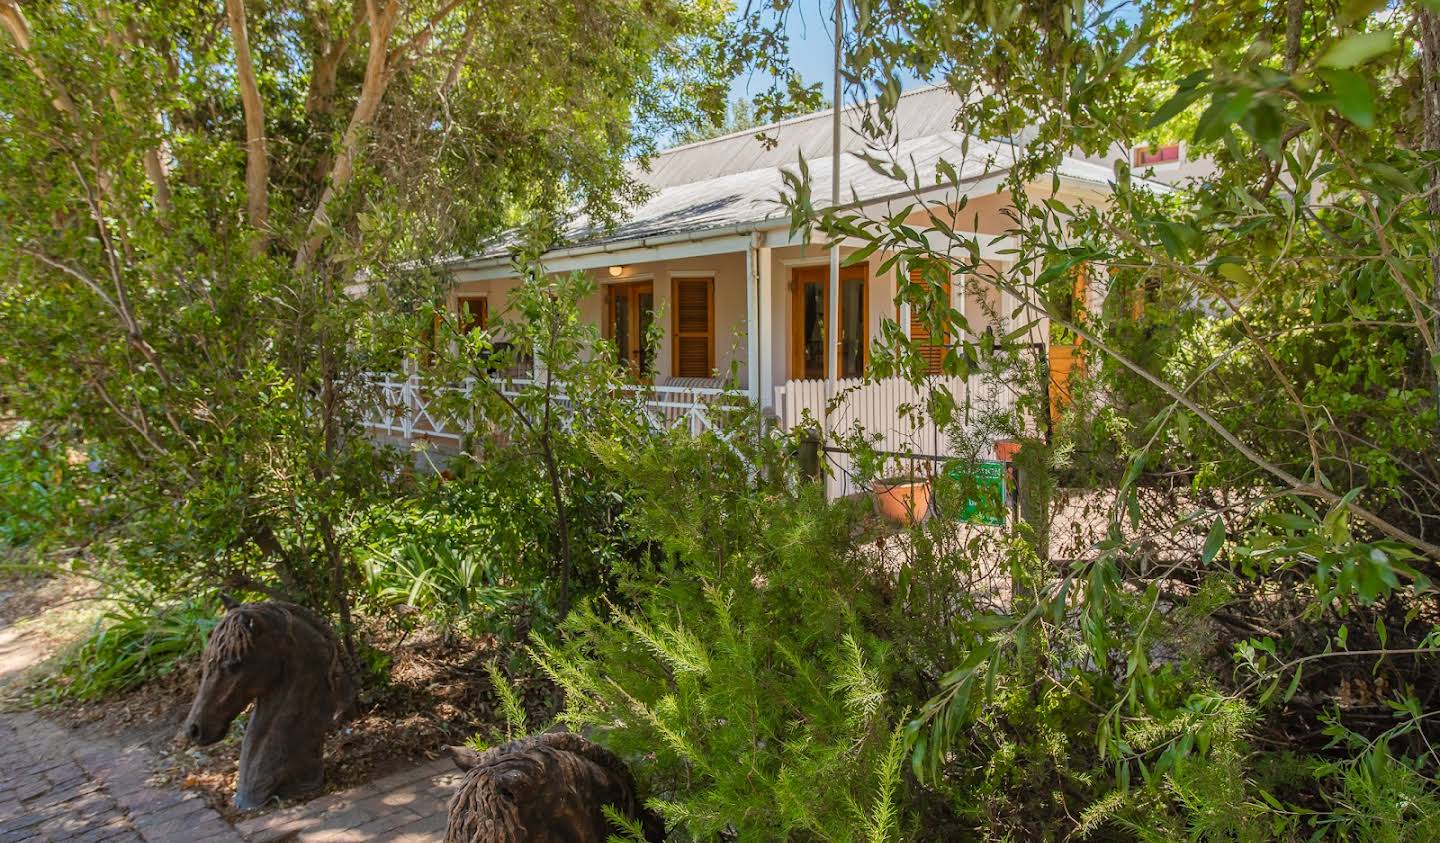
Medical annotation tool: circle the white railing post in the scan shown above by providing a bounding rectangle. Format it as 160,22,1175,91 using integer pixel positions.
402,373,416,440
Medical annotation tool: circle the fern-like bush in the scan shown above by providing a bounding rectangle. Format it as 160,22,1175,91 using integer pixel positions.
532,433,911,840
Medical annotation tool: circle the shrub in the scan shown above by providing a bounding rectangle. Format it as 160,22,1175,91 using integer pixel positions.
48,593,217,702
360,539,519,637
0,422,86,549
533,433,912,840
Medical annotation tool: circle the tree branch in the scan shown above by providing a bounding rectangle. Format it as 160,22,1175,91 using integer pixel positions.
88,375,177,467
990,265,1440,561
388,0,467,67
295,0,403,271
0,0,78,119
1419,7,1440,426
224,0,269,246
100,19,173,214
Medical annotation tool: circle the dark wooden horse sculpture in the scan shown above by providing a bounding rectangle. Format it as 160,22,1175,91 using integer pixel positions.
445,732,665,843
179,598,357,809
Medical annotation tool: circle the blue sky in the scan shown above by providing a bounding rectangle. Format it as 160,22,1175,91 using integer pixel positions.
728,1,927,102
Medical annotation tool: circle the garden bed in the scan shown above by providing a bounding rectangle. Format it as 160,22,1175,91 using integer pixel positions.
11,577,560,822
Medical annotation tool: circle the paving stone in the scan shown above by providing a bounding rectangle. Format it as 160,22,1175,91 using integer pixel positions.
350,808,424,837
132,801,212,840
114,787,199,819
63,816,137,843
1,709,454,843
0,706,240,843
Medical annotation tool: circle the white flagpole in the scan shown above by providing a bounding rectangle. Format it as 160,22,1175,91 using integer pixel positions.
827,0,842,382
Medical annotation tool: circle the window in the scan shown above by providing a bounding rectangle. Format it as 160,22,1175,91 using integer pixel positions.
906,266,951,376
672,276,714,378
1134,143,1181,166
791,264,867,380
605,281,656,378
457,296,487,333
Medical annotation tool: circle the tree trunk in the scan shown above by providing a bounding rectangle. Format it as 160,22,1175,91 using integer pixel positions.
296,0,401,270
1421,8,1440,421
317,340,359,667
224,0,269,243
1283,0,1303,74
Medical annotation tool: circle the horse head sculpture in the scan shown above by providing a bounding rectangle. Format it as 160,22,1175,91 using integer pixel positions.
445,732,665,842
179,597,357,809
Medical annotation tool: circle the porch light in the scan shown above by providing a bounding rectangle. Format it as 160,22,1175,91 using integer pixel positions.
608,265,625,277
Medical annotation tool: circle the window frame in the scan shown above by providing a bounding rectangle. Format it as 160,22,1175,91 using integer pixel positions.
1133,143,1181,166
790,263,868,381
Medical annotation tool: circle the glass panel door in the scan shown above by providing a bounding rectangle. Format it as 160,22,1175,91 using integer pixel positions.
791,265,867,380
840,276,866,379
637,290,655,378
613,290,631,367
800,277,826,379
606,281,654,379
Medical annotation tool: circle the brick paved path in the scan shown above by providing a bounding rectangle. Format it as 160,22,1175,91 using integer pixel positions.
0,710,241,843
0,581,458,843
232,759,459,842
0,707,459,843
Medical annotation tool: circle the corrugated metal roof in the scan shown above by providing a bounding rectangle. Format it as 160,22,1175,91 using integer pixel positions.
630,85,971,191
561,131,1017,247
452,86,1162,267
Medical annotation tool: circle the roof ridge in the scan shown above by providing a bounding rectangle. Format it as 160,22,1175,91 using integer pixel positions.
648,82,951,160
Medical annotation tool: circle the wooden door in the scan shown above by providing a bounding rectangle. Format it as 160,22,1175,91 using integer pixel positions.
906,267,951,375
671,276,714,378
605,281,655,378
457,296,488,334
791,264,867,380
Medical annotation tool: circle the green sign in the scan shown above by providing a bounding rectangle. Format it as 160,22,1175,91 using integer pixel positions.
942,459,1008,526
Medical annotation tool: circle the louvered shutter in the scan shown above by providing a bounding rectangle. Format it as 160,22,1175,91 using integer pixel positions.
908,268,951,375
672,277,713,378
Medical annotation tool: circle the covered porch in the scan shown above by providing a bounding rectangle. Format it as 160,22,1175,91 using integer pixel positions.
363,206,1040,482
442,193,1032,409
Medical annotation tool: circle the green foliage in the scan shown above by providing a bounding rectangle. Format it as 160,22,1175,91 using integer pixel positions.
0,0,733,653
533,435,908,840
423,269,667,617
750,0,1440,838
487,662,530,743
460,662,533,754
48,594,217,702
360,538,518,635
0,422,87,549
1315,742,1440,843
356,475,533,636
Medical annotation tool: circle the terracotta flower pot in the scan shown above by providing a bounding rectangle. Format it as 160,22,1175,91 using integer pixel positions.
994,439,1022,462
873,477,932,524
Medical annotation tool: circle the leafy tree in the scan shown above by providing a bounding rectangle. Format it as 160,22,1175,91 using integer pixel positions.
0,0,731,652
676,95,768,144
740,0,1440,835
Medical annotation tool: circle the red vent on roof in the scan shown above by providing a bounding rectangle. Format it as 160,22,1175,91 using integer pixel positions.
1134,144,1181,166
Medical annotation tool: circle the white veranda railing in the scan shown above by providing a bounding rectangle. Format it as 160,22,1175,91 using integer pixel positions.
362,372,744,447
772,374,1021,498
